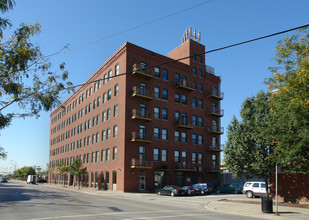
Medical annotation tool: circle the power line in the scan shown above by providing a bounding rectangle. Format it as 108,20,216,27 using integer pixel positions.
1,24,308,112
47,0,215,57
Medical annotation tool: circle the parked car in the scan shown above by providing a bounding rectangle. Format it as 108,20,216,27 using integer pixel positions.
1,177,8,183
157,185,185,196
181,186,199,196
216,183,242,194
242,181,267,198
37,178,47,183
192,183,213,195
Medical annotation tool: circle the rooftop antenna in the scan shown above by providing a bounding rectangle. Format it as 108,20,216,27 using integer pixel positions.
182,28,201,43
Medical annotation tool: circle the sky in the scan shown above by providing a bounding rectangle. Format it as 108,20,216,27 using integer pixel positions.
0,0,308,173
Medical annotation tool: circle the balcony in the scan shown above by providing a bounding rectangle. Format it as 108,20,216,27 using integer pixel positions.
131,86,153,100
130,158,153,169
131,109,153,121
209,109,224,117
207,164,220,172
175,79,195,91
131,63,154,79
207,126,224,135
174,162,194,171
207,144,223,151
131,132,152,143
174,119,194,129
207,89,224,100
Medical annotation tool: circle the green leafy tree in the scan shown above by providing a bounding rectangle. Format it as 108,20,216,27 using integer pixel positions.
68,158,87,189
14,166,36,179
0,0,73,130
224,91,275,198
56,161,69,187
265,27,309,174
0,146,7,159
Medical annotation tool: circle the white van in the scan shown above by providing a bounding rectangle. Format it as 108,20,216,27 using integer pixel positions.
27,175,37,184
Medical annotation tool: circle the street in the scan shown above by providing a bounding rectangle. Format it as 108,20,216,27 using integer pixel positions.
0,181,263,220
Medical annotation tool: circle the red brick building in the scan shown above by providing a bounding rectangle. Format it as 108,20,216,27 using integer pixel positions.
49,35,224,192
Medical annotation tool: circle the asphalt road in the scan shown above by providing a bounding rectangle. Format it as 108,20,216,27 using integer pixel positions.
0,181,262,220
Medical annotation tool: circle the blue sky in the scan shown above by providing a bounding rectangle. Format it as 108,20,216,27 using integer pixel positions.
0,0,308,173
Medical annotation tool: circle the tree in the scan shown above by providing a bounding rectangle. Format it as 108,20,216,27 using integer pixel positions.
68,158,87,189
0,146,7,159
265,26,309,174
56,161,69,187
14,166,36,179
0,0,73,131
224,91,275,198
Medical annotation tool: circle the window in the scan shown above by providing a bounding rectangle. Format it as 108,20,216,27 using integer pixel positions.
96,114,100,125
103,92,107,103
162,69,168,80
174,111,180,121
199,55,203,64
93,99,96,110
192,134,197,144
162,108,168,120
154,107,160,119
153,148,159,161
198,153,203,164
92,152,95,163
107,89,112,100
139,146,146,161
174,130,180,142
212,103,217,113
174,150,180,162
162,128,168,140
181,151,187,164
112,84,118,96
101,149,105,162
182,94,187,105
106,148,110,161
161,149,167,162
198,135,203,145
107,108,111,120
102,111,106,122
175,93,180,103
174,73,180,84
113,146,117,160
198,117,203,127
115,63,119,76
199,83,203,92
212,137,217,148
154,87,160,99
192,152,197,163
96,151,99,162
193,81,197,89
192,97,197,108
114,104,118,117
181,132,187,143
101,130,106,141
140,61,147,73
193,67,197,76
192,115,197,126
96,132,100,143
103,73,108,85
198,99,203,109
106,128,111,140
193,53,197,61
162,89,168,100
113,125,118,138
199,69,203,77
153,127,160,140
212,120,217,131
97,97,101,107
108,69,112,81
154,67,160,78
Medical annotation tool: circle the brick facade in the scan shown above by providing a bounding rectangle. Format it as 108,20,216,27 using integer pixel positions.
49,38,223,192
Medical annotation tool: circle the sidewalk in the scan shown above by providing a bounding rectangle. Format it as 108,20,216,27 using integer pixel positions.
204,199,309,220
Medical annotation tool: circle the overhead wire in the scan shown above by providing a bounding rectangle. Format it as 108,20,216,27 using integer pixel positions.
1,23,308,112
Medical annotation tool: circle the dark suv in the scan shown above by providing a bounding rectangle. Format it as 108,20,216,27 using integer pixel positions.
192,183,213,195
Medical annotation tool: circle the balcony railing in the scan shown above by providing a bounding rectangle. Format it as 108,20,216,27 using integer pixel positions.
131,132,152,143
174,119,194,129
130,158,153,169
208,164,220,172
209,109,224,117
174,162,194,171
132,63,154,79
207,126,224,134
131,86,153,100
175,79,195,91
207,89,224,100
131,109,153,121
207,144,223,151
